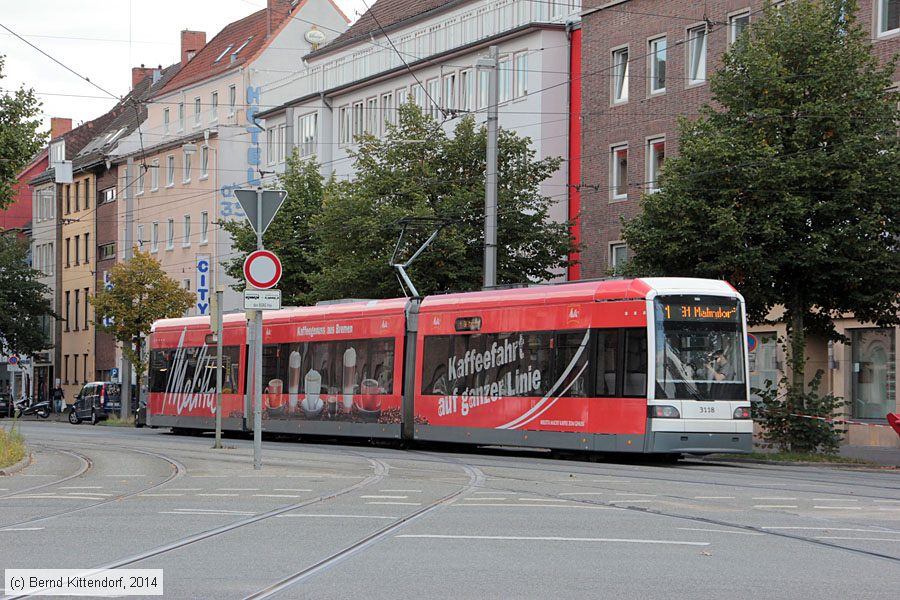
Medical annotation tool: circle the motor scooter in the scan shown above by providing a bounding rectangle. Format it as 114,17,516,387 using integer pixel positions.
13,397,50,419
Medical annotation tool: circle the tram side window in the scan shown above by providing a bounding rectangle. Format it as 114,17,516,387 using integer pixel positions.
150,350,173,393
553,331,590,397
594,330,619,397
623,329,648,397
150,346,239,394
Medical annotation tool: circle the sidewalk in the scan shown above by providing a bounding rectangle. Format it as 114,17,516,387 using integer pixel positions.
838,444,900,467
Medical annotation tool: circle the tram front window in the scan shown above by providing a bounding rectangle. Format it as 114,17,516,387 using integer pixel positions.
654,296,746,401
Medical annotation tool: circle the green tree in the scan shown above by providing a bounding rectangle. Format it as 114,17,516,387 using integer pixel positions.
220,153,324,306
91,251,193,378
0,233,53,356
310,104,574,300
0,56,46,210
620,1,899,451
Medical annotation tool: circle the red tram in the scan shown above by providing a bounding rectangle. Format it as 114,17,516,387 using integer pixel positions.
148,278,753,455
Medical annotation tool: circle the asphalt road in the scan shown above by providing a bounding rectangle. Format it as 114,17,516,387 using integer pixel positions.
1,421,898,599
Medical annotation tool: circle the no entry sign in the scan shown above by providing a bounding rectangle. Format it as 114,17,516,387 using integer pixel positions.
243,250,282,290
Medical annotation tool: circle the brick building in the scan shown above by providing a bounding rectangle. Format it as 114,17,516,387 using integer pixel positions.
578,0,900,445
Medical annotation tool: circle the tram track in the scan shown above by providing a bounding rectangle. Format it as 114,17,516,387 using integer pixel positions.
0,447,93,501
0,446,185,530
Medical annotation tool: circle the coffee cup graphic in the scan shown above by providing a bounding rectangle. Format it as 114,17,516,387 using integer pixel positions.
355,378,381,421
288,351,302,411
302,369,323,417
342,347,357,412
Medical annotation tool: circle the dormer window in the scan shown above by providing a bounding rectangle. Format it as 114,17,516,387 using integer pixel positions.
214,44,235,63
50,141,65,165
231,36,253,62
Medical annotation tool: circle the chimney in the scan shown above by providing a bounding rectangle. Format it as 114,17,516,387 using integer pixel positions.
50,117,72,139
267,0,293,37
131,63,155,88
180,30,207,66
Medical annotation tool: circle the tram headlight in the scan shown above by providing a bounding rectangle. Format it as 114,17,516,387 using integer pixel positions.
733,406,751,419
649,405,680,418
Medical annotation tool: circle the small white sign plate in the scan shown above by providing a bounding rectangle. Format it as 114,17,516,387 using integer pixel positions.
244,289,282,310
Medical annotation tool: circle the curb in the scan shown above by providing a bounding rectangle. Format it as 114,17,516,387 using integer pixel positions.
0,451,32,476
701,455,895,470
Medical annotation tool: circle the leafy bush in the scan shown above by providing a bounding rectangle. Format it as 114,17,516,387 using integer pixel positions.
0,425,26,469
752,371,848,454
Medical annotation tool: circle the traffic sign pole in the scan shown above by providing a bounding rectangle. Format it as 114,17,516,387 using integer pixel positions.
253,188,263,471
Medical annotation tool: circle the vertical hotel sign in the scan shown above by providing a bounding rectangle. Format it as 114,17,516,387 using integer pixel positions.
196,255,210,315
218,84,262,220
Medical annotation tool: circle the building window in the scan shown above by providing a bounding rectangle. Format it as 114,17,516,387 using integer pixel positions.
137,167,144,194
183,151,192,183
201,146,209,178
150,160,159,191
647,137,665,192
513,52,528,98
83,353,88,384
163,108,170,133
851,328,896,418
878,0,900,35
65,237,71,267
183,215,191,247
609,243,628,274
426,78,440,118
65,185,71,214
74,182,80,212
210,91,218,122
84,233,90,264
74,235,80,265
65,291,70,331
166,219,174,250
729,10,751,44
266,128,275,165
84,287,89,328
749,332,779,402
611,145,628,200
413,84,426,110
200,211,209,244
178,102,184,130
151,222,159,252
137,225,145,249
166,155,175,186
396,87,408,107
84,178,90,209
74,289,80,330
298,113,317,157
498,56,512,103
194,97,201,126
381,92,395,129
611,47,629,103
366,97,379,135
339,106,351,145
73,355,78,383
228,85,237,117
649,36,667,94
443,73,457,110
353,101,364,137
460,69,474,112
277,124,287,163
687,25,707,85
98,243,116,261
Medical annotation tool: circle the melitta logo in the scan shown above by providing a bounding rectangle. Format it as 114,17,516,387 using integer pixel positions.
568,307,580,319
381,320,389,329
433,317,441,326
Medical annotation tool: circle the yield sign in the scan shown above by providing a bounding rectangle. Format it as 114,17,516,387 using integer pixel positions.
243,250,282,289
234,189,288,236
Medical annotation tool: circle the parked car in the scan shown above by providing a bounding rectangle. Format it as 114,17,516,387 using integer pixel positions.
0,392,12,418
69,381,121,425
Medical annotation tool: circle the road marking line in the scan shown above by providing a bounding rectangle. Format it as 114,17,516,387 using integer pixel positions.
141,493,184,497
68,492,112,496
166,488,202,491
559,492,604,496
277,514,396,520
254,494,301,498
752,497,797,501
813,506,862,510
877,508,900,511
874,500,900,504
379,489,422,493
753,505,798,509
365,501,421,506
104,475,147,477
473,491,505,495
2,495,105,501
812,498,859,502
762,527,898,532
274,489,312,492
217,488,259,491
1,528,45,532
608,499,653,503
677,528,762,536
197,493,239,497
361,495,408,499
816,536,900,542
190,475,227,478
615,493,657,497
159,511,254,516
694,496,735,500
454,503,618,510
460,497,507,501
395,534,709,546
60,486,103,489
519,498,569,502
172,508,251,513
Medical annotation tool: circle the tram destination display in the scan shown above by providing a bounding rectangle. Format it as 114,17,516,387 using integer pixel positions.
659,297,740,323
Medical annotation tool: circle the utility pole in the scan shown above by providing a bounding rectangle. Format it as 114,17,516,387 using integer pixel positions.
252,188,263,470
121,157,134,420
213,287,224,449
481,45,499,289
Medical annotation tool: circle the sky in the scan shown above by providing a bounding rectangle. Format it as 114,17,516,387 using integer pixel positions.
1,0,369,133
